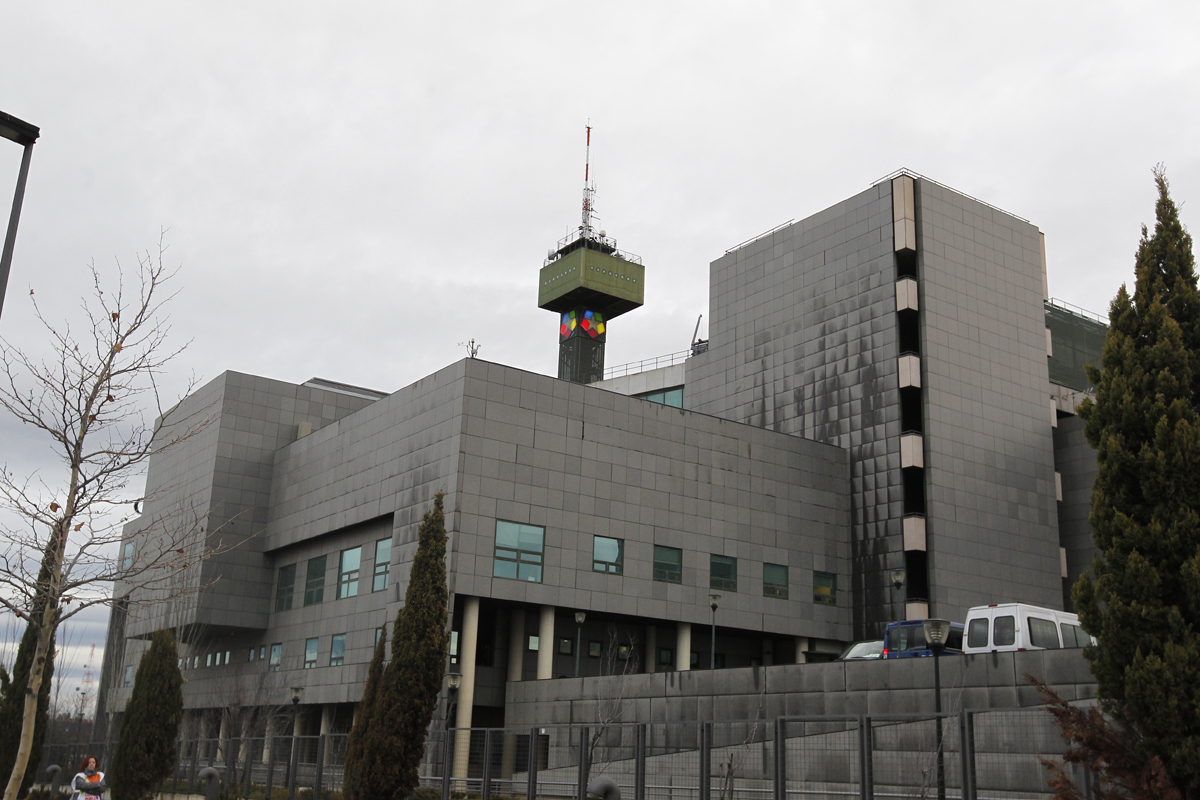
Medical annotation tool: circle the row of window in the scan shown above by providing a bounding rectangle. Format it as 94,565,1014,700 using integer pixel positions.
175,630,381,675
493,521,838,605
276,538,391,612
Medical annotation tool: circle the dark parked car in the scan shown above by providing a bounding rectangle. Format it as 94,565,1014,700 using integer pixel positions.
837,639,885,660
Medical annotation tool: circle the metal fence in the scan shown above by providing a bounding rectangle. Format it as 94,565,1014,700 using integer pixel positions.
39,708,1082,800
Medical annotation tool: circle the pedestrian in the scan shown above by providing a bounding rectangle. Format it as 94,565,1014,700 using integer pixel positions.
70,756,108,800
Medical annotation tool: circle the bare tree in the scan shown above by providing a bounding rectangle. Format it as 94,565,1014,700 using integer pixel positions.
0,240,233,800
585,626,639,781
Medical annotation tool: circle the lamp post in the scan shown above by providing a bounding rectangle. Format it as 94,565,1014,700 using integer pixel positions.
288,686,304,800
890,568,906,623
922,619,950,800
708,594,721,670
445,671,462,729
0,110,39,323
574,612,586,678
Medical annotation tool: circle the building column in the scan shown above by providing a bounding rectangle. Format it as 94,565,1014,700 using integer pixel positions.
320,705,335,765
795,636,809,665
501,608,526,780
452,596,481,783
537,605,556,679
645,625,657,674
677,622,692,672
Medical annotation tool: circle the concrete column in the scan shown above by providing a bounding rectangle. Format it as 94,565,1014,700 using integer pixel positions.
677,622,692,671
320,705,335,765
452,596,480,783
536,605,555,680
501,608,526,780
795,636,809,665
645,625,657,674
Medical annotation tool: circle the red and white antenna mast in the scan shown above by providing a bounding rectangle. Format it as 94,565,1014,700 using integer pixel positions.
581,122,597,237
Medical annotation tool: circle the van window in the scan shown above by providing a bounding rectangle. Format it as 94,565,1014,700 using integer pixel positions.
1028,616,1060,649
946,627,964,651
887,626,926,653
994,615,1016,646
967,618,989,648
1061,623,1085,648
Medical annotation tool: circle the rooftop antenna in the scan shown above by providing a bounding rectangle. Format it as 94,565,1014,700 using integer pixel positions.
581,121,596,238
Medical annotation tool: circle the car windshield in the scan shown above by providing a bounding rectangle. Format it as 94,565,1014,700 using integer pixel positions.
840,640,884,659
887,626,927,652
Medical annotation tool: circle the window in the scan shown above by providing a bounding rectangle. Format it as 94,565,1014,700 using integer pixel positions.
967,618,989,648
588,641,602,658
527,634,540,651
377,627,386,648
659,648,673,667
214,652,222,666
559,638,573,655
763,563,788,599
994,616,1016,646
338,547,361,599
617,644,631,661
224,650,231,665
206,653,212,667
634,386,684,408
304,555,327,606
248,648,256,662
304,638,319,668
373,538,391,592
690,652,699,669
593,536,624,574
1028,616,1061,649
330,634,346,666
258,645,266,661
1062,623,1087,648
813,571,836,606
123,665,133,687
713,653,725,669
275,564,296,612
269,643,282,672
493,521,545,583
710,555,737,592
653,545,682,583
121,541,134,571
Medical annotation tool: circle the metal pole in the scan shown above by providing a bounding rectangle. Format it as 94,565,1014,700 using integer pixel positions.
959,711,974,800
635,723,646,800
773,718,785,800
481,730,494,800
859,715,874,800
699,721,711,800
0,141,33,322
313,735,325,800
576,624,582,678
264,737,276,800
526,728,539,800
441,728,453,800
710,608,716,670
242,739,255,799
577,726,590,800
934,652,945,800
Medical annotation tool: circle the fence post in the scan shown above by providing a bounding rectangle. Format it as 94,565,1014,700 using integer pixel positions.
479,729,493,800
699,721,711,800
287,734,300,800
635,723,646,800
577,726,590,800
858,715,873,800
441,729,453,800
959,712,975,800
773,718,786,800
189,739,201,793
243,739,255,799
173,740,182,790
313,734,326,800
208,737,217,768
526,728,539,800
265,736,277,800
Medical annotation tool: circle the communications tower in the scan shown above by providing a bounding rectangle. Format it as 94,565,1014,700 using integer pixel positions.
538,126,645,383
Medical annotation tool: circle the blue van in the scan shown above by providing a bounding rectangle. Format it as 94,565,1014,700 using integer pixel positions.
883,620,965,658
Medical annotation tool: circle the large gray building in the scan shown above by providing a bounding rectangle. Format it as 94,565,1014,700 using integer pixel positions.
97,170,1106,744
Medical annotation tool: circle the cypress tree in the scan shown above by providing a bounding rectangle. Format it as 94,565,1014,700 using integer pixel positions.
0,558,58,798
1075,166,1200,794
343,625,388,800
109,629,184,800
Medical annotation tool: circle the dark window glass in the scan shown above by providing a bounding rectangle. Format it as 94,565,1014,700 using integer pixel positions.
373,537,391,592
275,564,296,612
658,648,673,666
634,386,684,408
593,536,624,574
994,616,1016,646
330,634,346,666
945,628,963,651
304,555,326,606
338,547,361,599
559,638,573,655
967,618,989,648
710,555,737,591
814,571,836,606
888,626,926,652
269,644,282,671
1028,616,1061,649
1062,623,1085,648
588,641,602,658
653,545,682,583
493,521,545,583
304,638,319,668
763,563,788,599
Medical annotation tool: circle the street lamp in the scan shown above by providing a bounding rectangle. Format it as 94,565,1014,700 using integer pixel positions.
890,568,906,623
922,619,951,800
445,671,462,730
0,110,39,323
287,687,304,800
708,594,721,670
574,612,586,678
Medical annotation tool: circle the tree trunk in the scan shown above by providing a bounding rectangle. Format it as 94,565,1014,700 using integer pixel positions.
3,600,58,800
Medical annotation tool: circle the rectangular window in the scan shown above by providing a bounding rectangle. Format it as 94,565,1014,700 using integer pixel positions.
275,564,296,612
967,618,989,648
653,545,682,583
588,641,602,658
527,634,539,651
559,637,573,655
330,634,346,666
214,652,222,666
710,554,737,592
123,665,133,687
338,547,361,599
373,538,391,592
248,648,256,662
1028,616,1061,649
206,653,213,667
994,616,1016,646
493,521,545,583
377,627,386,648
763,563,788,599
659,648,673,667
304,555,327,606
592,536,624,574
634,386,684,408
617,644,630,661
304,637,319,668
224,650,231,665
121,541,134,571
269,643,282,672
814,571,836,606
259,645,266,661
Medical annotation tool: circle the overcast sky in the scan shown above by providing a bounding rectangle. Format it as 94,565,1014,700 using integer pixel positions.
3,2,1199,697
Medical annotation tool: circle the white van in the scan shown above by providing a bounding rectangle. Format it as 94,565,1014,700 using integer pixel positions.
963,603,1094,653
